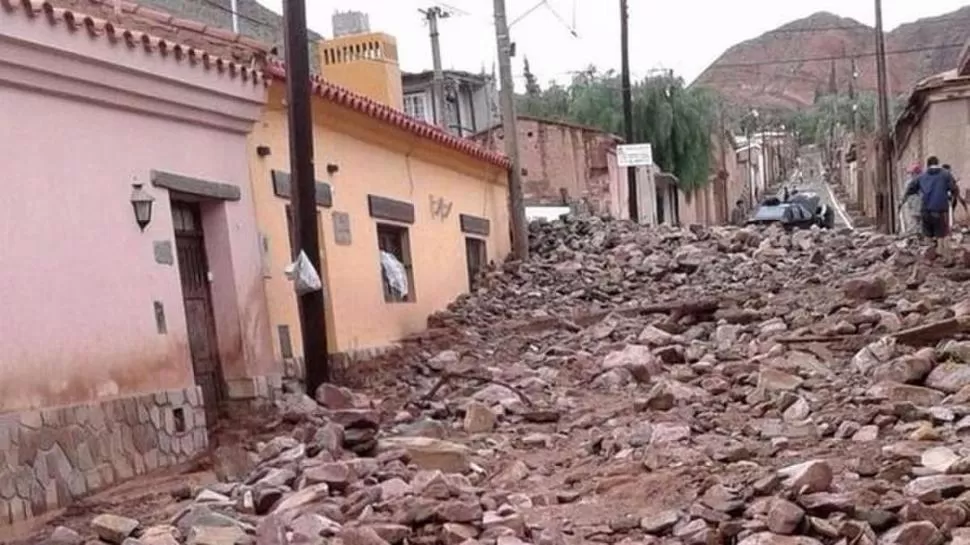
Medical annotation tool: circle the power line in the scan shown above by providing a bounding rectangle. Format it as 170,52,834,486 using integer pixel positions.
511,42,964,86
199,0,276,30
710,42,965,69
763,15,970,35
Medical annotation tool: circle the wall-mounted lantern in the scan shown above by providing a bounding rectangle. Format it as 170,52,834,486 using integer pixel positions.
130,182,155,231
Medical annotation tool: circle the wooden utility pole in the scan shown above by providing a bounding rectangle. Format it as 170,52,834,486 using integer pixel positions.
874,0,896,233
619,0,637,221
493,0,528,260
421,6,450,130
718,104,729,223
282,0,329,393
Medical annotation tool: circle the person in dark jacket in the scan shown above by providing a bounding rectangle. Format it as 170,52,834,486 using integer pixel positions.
900,156,959,253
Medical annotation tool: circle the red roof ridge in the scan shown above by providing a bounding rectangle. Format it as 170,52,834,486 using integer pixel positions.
263,59,510,170
1,0,268,85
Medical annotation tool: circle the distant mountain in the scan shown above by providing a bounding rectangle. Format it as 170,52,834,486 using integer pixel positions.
693,8,970,112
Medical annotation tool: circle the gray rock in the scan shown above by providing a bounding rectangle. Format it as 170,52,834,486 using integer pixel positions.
879,521,943,545
91,514,140,545
48,526,83,545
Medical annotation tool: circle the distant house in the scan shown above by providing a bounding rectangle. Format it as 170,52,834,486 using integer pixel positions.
472,116,628,218
679,131,743,226
402,70,500,137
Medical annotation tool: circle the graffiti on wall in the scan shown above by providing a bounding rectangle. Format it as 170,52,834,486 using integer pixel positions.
429,195,453,220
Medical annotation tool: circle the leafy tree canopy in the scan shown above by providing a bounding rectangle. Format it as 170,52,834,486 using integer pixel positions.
516,66,717,190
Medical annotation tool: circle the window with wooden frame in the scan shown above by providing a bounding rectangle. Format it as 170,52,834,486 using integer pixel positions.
376,223,415,303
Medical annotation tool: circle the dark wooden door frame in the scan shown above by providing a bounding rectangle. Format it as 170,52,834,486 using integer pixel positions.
172,200,225,426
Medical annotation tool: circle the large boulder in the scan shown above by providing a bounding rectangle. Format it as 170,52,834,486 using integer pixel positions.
378,437,471,473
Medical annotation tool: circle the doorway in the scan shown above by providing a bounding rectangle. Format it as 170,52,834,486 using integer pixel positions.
465,237,487,291
172,200,224,425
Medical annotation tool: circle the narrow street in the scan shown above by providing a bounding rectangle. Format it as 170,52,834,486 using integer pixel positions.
25,217,970,545
7,0,970,544
783,148,855,230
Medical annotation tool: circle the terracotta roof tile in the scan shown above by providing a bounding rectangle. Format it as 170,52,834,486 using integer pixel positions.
2,0,507,169
263,60,509,169
1,0,267,85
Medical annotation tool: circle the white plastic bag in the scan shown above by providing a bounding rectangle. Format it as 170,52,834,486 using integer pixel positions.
284,250,322,295
380,250,409,298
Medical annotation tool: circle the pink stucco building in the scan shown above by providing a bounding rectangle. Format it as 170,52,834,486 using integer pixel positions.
0,0,276,525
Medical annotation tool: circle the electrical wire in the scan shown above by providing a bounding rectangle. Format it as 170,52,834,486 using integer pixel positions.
763,15,970,35
199,0,276,29
710,42,966,69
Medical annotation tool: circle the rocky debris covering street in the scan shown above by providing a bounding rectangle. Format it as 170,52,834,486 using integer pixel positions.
46,216,970,544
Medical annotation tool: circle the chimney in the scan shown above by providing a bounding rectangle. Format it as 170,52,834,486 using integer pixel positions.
320,11,403,110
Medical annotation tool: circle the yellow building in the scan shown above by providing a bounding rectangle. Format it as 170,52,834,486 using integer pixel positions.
248,32,511,376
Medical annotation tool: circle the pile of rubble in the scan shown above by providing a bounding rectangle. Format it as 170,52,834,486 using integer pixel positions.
46,218,970,545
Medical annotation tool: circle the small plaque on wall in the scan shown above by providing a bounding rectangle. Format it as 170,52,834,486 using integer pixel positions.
333,211,352,245
153,240,174,265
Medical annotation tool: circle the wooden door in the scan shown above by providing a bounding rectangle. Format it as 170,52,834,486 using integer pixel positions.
173,201,223,426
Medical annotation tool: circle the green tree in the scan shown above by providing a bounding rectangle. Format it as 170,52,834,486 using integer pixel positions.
523,57,541,97
516,66,715,189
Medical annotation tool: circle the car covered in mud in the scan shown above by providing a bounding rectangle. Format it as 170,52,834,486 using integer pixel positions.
746,192,834,230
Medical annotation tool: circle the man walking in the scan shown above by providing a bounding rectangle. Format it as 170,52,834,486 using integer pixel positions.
899,156,960,256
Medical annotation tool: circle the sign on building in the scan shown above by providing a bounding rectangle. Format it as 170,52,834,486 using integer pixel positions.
617,143,654,167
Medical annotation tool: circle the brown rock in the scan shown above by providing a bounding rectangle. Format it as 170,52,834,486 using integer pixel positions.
639,510,680,535
441,523,478,545
872,355,934,384
49,526,83,545
411,470,454,499
868,382,945,406
482,510,526,537
368,523,410,545
843,275,887,300
767,498,805,534
315,384,355,409
138,526,181,545
271,483,330,514
91,514,140,545
778,460,833,493
303,462,353,490
879,521,943,545
377,437,470,473
903,475,970,503
340,527,391,545
922,447,960,474
185,526,247,545
758,368,804,392
463,402,496,433
435,499,484,523
737,533,823,545
672,519,710,544
925,363,970,394
379,478,412,501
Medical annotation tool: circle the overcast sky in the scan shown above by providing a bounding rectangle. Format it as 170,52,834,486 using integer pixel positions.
255,0,970,89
